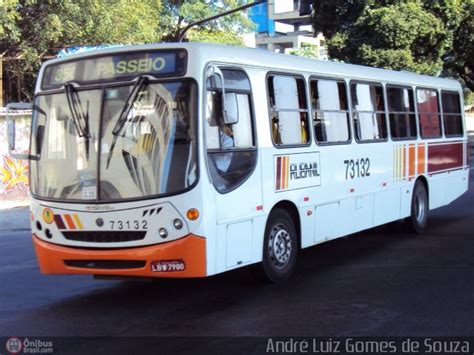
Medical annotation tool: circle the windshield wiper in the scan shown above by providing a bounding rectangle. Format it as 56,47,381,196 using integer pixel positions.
112,76,148,136
65,83,89,138
106,76,149,169
65,83,90,159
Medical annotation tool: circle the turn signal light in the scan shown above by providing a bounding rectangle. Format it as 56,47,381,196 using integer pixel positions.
186,208,199,221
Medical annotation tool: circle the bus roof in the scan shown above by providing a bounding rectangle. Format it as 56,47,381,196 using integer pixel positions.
38,42,461,92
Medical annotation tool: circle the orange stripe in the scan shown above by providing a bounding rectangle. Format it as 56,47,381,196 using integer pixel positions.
418,144,425,175
64,214,76,230
285,156,289,189
73,214,83,230
396,145,400,181
409,144,416,177
282,156,287,189
279,157,284,190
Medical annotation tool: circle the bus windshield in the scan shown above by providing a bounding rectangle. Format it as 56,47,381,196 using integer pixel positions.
29,79,197,201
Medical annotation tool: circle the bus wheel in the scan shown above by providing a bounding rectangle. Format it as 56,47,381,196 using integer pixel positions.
408,181,428,234
262,209,297,283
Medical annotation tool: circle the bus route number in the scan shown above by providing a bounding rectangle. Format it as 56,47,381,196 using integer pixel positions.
344,158,371,180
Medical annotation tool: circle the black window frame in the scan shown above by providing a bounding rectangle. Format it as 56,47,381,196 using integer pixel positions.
416,87,443,139
204,66,259,194
309,76,352,146
386,84,418,141
441,90,464,138
349,80,388,144
266,72,312,149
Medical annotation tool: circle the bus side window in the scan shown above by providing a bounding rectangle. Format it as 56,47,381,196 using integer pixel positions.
351,82,387,142
267,75,310,146
441,91,464,137
387,86,417,139
417,88,442,139
310,78,350,144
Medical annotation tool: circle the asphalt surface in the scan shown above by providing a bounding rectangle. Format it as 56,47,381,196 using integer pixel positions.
1,169,473,342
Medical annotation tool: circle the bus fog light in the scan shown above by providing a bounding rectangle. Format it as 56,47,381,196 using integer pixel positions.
173,219,183,230
159,228,168,239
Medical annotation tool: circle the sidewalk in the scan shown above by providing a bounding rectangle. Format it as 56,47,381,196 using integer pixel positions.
0,207,30,232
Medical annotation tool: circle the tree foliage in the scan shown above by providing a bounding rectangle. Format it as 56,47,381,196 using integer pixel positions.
0,0,162,100
0,0,253,102
442,1,473,91
312,0,473,91
1,0,162,61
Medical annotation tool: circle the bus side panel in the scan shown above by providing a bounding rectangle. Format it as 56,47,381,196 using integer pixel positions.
374,188,401,225
428,170,468,210
343,193,374,234
314,202,339,242
299,205,315,249
314,194,374,244
251,215,267,263
442,170,469,205
400,183,414,220
225,220,253,268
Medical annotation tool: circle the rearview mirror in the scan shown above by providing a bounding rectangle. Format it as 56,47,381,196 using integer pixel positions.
224,92,239,125
7,102,33,160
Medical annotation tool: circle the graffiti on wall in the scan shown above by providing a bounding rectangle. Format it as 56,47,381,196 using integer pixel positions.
1,154,29,193
0,113,31,201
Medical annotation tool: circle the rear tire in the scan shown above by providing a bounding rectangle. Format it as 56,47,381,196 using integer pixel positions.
261,209,298,283
407,181,428,234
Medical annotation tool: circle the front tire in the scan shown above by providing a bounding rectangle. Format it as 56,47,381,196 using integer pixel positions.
408,181,428,234
262,209,298,283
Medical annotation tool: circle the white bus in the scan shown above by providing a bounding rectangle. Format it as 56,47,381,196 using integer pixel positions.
8,43,469,282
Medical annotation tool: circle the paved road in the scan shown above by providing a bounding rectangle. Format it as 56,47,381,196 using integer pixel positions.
1,170,473,341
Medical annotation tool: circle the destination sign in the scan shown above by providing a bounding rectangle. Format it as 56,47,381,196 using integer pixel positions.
42,49,187,89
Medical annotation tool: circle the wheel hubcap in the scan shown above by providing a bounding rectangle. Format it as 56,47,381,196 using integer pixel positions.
268,223,292,268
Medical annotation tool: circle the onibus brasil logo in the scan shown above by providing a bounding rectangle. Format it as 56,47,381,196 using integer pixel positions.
5,337,53,354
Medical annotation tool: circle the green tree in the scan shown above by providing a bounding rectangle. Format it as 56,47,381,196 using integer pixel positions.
0,0,162,101
1,0,162,60
312,0,473,90
1,0,254,101
442,1,473,91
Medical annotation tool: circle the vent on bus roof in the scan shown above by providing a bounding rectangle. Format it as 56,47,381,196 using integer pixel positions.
62,231,146,243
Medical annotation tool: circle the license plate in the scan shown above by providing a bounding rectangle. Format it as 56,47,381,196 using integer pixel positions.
151,260,185,272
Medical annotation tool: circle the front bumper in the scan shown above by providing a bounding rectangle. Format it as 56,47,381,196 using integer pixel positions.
32,234,206,278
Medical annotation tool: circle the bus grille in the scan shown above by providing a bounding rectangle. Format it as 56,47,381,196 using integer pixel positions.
62,231,146,243
64,260,146,269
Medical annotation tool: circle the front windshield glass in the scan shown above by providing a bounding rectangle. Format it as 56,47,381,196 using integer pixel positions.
30,80,197,201
30,90,101,200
